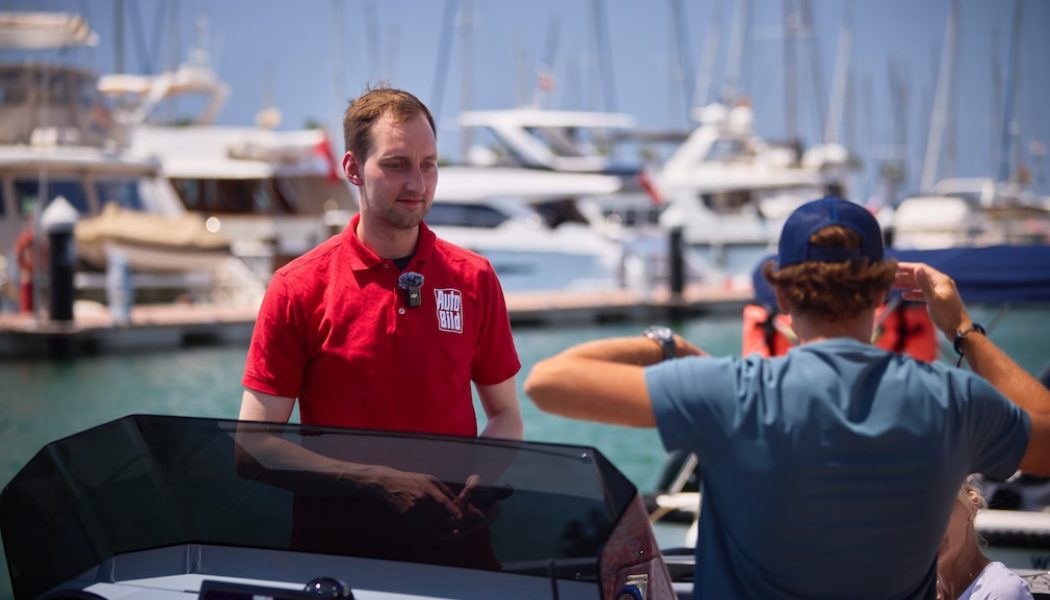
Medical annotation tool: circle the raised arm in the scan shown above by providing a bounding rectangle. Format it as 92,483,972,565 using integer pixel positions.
524,334,704,427
897,262,1050,475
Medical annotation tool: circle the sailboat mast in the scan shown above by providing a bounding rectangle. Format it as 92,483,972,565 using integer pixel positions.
429,0,458,134
693,0,724,109
724,0,749,104
996,0,1023,185
458,0,473,163
919,0,958,192
823,1,852,145
589,0,617,112
783,0,798,142
670,0,696,125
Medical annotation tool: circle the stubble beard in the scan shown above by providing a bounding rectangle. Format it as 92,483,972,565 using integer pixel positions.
376,201,430,231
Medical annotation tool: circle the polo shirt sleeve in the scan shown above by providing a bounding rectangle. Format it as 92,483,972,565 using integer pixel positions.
470,263,521,386
960,372,1031,479
647,356,745,461
242,272,308,399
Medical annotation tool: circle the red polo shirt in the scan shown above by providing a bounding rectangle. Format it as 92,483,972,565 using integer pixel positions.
243,214,520,437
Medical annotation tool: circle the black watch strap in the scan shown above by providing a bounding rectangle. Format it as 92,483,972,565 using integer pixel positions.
953,322,986,366
644,326,677,361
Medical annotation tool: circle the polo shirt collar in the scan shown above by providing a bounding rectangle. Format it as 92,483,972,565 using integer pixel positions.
341,212,436,271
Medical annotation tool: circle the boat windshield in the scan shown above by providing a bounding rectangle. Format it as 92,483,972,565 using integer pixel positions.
0,415,638,600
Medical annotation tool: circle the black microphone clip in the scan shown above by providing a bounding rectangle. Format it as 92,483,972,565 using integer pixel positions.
398,271,424,308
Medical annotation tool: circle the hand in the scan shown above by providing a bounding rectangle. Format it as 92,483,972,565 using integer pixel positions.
364,465,464,538
894,262,971,340
674,335,707,357
454,473,513,534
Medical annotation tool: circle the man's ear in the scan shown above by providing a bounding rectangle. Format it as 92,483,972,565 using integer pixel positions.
343,151,362,185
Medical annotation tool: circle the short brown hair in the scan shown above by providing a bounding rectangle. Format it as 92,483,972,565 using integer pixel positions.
764,225,896,320
342,85,436,160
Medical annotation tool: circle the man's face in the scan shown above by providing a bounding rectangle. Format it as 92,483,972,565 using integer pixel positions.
345,111,437,232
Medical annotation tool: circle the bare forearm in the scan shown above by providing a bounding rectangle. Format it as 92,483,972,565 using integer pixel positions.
962,334,1050,416
559,335,704,365
525,354,655,427
480,411,523,440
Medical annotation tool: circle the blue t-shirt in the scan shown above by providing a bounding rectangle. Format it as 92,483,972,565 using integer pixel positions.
647,338,1030,600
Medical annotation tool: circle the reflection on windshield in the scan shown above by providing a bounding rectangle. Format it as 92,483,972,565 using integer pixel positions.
0,415,637,600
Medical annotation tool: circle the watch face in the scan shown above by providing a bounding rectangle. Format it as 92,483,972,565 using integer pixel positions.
645,325,673,341
644,325,676,360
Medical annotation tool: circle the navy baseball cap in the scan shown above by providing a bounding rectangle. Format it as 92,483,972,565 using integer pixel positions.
777,197,884,268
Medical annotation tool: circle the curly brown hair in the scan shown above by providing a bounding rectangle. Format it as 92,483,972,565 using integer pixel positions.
342,85,436,160
764,225,897,320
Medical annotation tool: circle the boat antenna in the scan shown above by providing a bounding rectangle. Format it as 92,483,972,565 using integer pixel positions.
531,13,559,109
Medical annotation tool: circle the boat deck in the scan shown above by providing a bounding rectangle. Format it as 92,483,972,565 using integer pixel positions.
0,283,751,358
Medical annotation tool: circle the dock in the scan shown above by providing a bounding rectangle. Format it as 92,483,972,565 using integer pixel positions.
0,283,751,359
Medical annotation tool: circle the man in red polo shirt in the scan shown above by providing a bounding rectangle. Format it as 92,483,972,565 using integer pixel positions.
240,86,521,439
236,88,522,553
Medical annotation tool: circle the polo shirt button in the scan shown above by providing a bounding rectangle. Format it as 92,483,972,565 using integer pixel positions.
398,308,406,315
383,263,390,269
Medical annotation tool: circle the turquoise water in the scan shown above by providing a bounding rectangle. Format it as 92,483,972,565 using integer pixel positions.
2,306,1048,598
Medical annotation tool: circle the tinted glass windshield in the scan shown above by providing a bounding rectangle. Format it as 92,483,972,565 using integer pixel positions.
0,415,636,599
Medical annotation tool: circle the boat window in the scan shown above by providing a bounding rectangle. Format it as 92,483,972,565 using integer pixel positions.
426,203,508,228
275,176,356,214
96,178,145,211
14,178,90,215
0,415,638,600
699,190,753,214
172,178,293,215
704,138,751,163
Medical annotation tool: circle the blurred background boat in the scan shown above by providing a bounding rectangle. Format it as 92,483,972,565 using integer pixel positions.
0,12,263,312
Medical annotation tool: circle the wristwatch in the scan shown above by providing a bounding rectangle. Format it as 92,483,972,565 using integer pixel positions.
644,325,677,361
953,322,986,366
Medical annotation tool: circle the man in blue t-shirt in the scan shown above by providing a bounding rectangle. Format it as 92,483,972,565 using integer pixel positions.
524,197,1050,599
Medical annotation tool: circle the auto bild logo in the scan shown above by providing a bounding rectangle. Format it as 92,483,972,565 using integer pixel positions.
434,288,463,333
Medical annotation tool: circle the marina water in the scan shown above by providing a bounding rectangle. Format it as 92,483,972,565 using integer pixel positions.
2,307,1048,599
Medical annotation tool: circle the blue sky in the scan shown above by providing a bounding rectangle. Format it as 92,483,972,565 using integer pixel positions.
6,0,1050,200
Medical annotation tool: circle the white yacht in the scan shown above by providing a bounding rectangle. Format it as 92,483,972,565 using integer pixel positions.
428,167,629,293
891,177,1050,249
458,107,664,230
97,29,358,281
656,102,850,274
0,13,259,307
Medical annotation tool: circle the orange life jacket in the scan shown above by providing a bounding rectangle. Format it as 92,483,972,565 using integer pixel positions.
741,301,938,362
